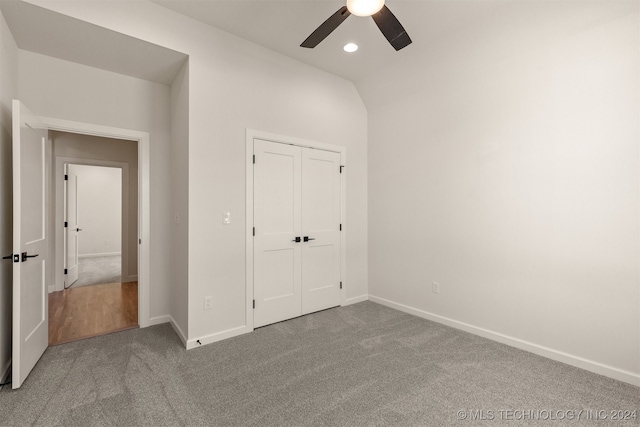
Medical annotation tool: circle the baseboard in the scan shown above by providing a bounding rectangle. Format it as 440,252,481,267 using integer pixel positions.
148,315,188,347
123,275,138,283
368,295,640,387
187,325,252,350
343,294,368,306
78,252,121,259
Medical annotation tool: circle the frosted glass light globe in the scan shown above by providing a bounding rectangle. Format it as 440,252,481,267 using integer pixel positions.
346,0,385,17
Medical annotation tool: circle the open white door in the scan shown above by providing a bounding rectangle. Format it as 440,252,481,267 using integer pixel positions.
12,100,48,389
64,167,79,287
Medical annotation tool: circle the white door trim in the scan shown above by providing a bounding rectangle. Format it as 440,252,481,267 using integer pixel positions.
41,117,151,328
245,129,347,330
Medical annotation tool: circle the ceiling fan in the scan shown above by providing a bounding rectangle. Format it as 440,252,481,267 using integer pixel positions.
301,0,412,51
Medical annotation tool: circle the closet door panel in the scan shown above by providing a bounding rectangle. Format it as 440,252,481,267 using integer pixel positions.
301,148,341,315
254,139,302,327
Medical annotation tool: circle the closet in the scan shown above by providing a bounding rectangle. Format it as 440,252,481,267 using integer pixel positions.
253,139,341,327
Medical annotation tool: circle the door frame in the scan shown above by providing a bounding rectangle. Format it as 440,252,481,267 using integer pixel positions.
41,117,151,327
245,129,346,330
56,159,130,291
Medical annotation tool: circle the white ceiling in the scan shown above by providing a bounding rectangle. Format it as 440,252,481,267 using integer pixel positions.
0,0,188,85
151,0,502,83
4,0,629,88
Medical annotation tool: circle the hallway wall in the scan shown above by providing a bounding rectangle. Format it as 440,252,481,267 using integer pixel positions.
69,164,122,257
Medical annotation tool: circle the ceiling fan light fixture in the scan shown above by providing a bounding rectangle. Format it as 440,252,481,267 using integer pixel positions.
346,0,385,17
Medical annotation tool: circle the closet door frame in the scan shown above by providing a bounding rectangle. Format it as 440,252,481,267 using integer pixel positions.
245,129,346,330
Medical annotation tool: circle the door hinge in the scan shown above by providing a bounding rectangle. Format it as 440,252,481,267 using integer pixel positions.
253,299,256,309
253,155,256,164
64,268,68,274
64,174,68,180
139,239,142,244
253,227,255,236
340,224,342,231
64,221,68,228
340,281,343,289
340,165,344,174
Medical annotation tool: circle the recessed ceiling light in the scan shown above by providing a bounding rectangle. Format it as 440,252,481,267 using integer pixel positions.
343,43,358,53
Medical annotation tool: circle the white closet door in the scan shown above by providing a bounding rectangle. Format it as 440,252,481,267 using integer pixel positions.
301,148,341,315
253,139,302,328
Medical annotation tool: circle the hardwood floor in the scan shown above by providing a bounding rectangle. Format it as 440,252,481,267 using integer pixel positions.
48,282,138,346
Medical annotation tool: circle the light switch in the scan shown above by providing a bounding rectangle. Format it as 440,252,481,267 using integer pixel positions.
223,212,231,225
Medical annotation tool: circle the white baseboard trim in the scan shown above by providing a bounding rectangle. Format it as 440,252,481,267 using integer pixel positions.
148,315,188,347
123,275,138,283
369,295,640,387
343,294,368,306
79,252,121,259
187,325,252,350
148,314,171,326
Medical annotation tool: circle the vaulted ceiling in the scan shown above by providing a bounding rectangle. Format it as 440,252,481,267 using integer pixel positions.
3,0,634,91
151,0,501,83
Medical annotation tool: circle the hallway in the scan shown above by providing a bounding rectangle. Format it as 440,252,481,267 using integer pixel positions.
48,282,138,345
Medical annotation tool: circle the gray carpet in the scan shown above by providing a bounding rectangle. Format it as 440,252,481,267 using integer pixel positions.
71,255,121,288
0,302,638,426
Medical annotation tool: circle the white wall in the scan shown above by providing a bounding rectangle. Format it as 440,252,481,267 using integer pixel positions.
20,50,172,319
0,8,18,382
170,60,189,340
69,164,122,257
28,1,369,344
363,2,640,384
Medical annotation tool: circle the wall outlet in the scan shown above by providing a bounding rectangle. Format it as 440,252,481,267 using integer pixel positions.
432,282,440,294
204,296,213,310
104,240,109,245
223,211,231,225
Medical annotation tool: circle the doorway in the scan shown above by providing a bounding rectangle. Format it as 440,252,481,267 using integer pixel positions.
49,132,140,345
64,164,122,289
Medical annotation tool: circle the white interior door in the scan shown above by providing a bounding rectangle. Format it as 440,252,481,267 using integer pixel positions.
64,168,79,287
301,149,341,314
12,99,49,389
253,139,302,327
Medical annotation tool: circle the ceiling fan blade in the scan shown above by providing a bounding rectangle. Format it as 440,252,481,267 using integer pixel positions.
371,5,412,51
301,6,351,48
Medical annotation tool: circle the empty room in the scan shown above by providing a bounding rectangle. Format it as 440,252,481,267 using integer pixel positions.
0,0,638,425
